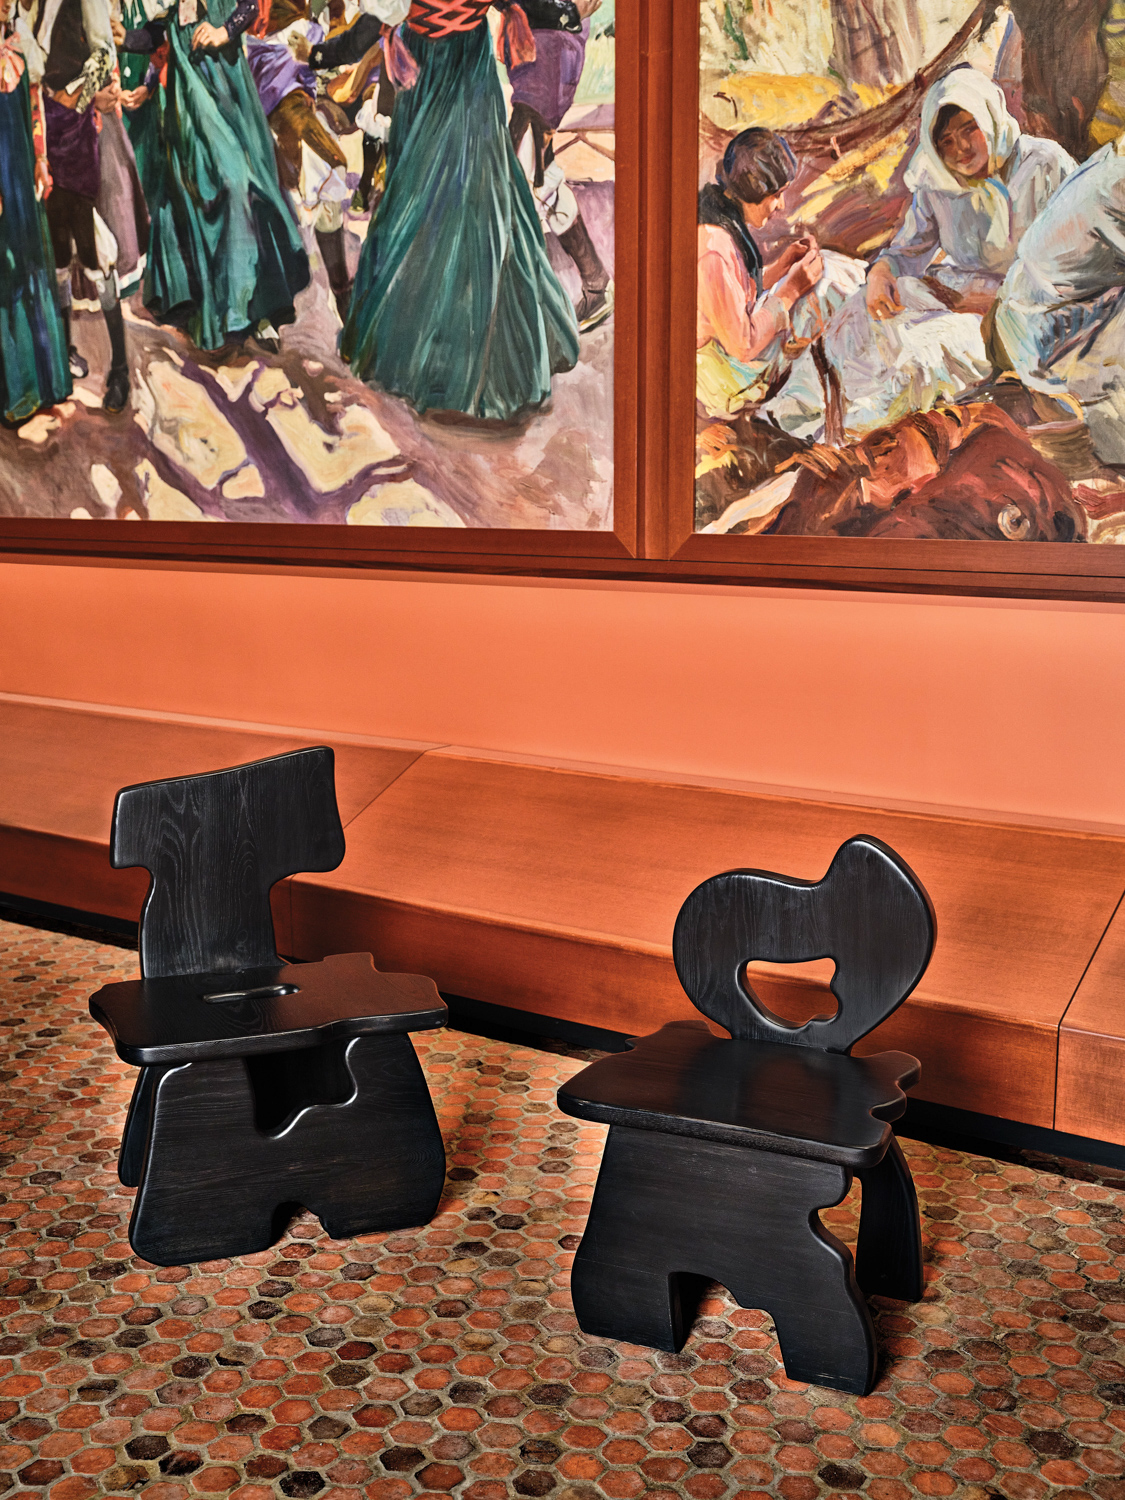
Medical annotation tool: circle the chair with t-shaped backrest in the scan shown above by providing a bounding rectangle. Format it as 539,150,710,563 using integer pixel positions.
557,835,934,1395
89,746,448,1267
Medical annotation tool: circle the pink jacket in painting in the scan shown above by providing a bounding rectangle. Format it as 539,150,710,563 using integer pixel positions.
696,224,788,363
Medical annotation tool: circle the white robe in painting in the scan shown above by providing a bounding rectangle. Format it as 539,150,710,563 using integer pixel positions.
765,68,1076,439
996,137,1125,465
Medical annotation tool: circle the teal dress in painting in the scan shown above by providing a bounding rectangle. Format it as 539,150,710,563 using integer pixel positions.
119,0,165,208
0,65,71,425
341,10,580,421
137,0,310,350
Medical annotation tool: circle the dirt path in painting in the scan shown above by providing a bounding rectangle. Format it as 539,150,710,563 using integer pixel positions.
0,182,615,532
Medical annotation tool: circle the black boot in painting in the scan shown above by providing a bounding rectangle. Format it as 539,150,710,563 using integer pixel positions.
558,214,613,333
316,226,353,325
57,272,89,380
102,302,130,415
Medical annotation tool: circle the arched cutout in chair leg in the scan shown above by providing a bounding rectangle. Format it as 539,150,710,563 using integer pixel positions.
568,1126,879,1387
127,1037,447,1265
855,1134,924,1302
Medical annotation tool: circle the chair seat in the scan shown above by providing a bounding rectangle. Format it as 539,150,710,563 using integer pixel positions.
557,1020,919,1169
90,951,447,1065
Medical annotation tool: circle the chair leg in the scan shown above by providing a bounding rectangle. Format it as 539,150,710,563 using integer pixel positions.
765,1254,876,1395
855,1134,924,1302
129,1058,280,1265
570,1126,878,1393
571,1255,709,1353
118,1066,164,1188
301,1034,447,1239
127,1035,447,1266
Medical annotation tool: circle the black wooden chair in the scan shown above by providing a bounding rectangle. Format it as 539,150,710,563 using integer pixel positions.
90,747,448,1267
557,835,935,1395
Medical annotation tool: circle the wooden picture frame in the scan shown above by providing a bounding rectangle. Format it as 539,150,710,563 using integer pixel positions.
650,0,1125,603
0,0,639,570
5,0,1125,604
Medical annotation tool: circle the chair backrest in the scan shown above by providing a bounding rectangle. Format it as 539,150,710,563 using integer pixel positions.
671,836,935,1054
111,747,346,980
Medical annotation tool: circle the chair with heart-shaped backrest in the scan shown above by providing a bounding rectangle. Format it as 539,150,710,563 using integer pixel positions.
557,835,935,1395
89,746,448,1267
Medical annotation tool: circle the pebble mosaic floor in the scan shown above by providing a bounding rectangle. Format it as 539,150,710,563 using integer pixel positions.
2,914,1125,1500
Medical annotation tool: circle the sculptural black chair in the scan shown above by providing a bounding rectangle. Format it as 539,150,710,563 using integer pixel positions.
557,835,935,1396
90,746,448,1267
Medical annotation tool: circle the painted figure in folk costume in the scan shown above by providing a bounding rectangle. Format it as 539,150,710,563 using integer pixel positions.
765,69,1076,440
114,0,309,352
26,0,138,410
0,0,71,424
997,134,1125,466
695,127,864,422
507,0,612,332
245,0,355,323
341,0,580,421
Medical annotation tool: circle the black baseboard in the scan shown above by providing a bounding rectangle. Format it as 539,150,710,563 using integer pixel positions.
898,1097,1125,1174
0,891,137,946
441,994,633,1055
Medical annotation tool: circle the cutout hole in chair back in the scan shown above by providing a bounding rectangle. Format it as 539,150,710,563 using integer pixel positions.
742,957,839,1029
672,836,935,1053
110,747,346,980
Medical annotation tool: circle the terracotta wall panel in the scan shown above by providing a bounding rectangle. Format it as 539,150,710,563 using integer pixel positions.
3,561,1125,828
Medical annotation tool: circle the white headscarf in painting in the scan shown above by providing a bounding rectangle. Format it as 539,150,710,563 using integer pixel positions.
905,68,1021,254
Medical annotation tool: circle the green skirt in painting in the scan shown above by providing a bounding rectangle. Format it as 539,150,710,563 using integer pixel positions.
341,22,580,421
119,0,165,211
143,11,310,351
0,72,71,425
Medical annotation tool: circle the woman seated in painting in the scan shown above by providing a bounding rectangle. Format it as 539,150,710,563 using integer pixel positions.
0,0,71,425
340,0,580,423
996,135,1125,468
765,68,1077,440
114,0,310,354
696,127,864,421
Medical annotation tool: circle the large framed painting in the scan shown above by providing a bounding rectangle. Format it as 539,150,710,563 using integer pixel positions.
0,0,637,568
657,0,1125,599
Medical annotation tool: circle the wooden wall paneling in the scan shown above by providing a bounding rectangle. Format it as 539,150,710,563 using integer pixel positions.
1055,893,1125,1145
288,750,1125,1123
0,701,427,918
658,0,703,561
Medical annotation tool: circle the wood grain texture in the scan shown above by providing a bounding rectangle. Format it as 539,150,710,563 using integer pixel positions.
292,751,1125,1128
672,838,934,1050
91,951,447,1065
0,700,424,918
292,879,1060,1121
5,700,1122,1131
90,743,448,1264
567,1126,880,1393
112,747,346,978
298,751,1124,1035
855,1135,924,1302
127,1034,446,1265
558,1018,918,1166
1056,895,1125,1144
558,837,925,1389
